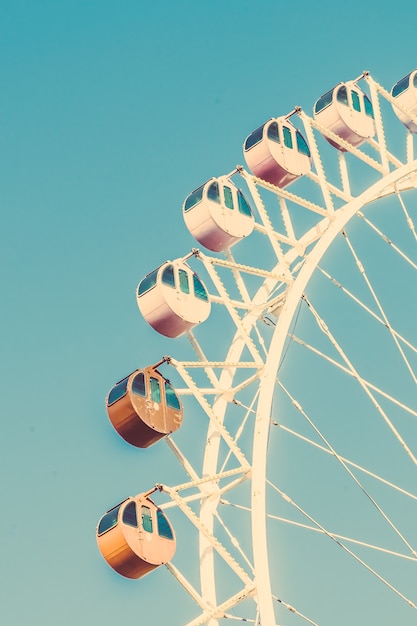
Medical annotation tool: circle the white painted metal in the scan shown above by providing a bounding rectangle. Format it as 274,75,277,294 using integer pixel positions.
186,159,417,623
208,152,416,623
251,160,417,623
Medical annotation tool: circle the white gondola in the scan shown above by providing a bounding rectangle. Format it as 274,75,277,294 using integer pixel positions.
137,260,211,338
313,82,376,150
391,69,417,133
243,116,311,188
183,176,254,252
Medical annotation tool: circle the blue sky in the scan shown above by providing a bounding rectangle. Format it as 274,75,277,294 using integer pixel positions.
2,1,417,624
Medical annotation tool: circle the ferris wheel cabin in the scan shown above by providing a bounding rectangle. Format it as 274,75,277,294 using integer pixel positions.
391,70,417,133
183,177,254,252
137,260,211,338
313,82,376,150
243,116,311,188
106,365,183,448
96,494,176,579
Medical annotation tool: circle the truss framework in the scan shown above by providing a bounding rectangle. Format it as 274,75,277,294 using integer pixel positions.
137,74,417,625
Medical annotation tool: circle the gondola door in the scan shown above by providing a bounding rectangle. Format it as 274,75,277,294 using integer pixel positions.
147,373,167,433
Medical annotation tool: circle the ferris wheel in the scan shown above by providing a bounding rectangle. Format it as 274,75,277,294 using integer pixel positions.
96,69,417,625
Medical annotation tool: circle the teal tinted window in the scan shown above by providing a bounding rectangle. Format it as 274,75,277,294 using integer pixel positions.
98,503,123,535
314,89,334,113
138,269,159,296
107,377,129,406
184,185,204,211
237,190,252,217
132,372,146,397
244,124,265,150
392,74,411,98
224,186,234,209
141,506,153,533
165,381,181,410
351,90,361,112
296,131,311,157
336,86,348,105
162,265,175,288
283,126,293,149
193,274,208,302
150,377,161,403
267,122,280,143
122,502,138,527
179,269,190,294
207,182,220,203
157,509,174,540
364,95,374,118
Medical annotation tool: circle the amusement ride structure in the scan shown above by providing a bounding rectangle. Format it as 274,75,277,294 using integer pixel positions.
96,69,417,625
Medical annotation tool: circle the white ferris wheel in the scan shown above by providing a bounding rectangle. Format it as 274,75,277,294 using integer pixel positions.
96,69,417,626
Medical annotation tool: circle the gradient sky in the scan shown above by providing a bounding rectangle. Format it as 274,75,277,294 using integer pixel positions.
2,1,417,625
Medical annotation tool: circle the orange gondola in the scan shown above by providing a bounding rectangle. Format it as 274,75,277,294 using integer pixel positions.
106,363,183,448
96,493,176,579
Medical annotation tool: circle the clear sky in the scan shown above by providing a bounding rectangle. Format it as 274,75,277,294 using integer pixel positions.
2,1,417,625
